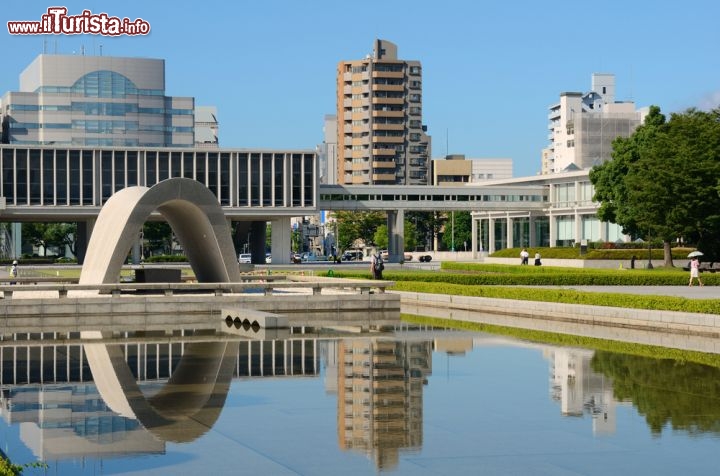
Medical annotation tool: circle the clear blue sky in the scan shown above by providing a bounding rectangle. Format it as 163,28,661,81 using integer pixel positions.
3,1,719,177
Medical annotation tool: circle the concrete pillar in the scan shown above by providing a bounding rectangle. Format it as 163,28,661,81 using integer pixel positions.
488,218,496,254
387,209,405,263
574,210,582,246
549,212,556,248
506,215,514,250
11,222,21,260
529,214,536,248
600,218,608,242
271,217,292,264
131,233,141,264
471,215,478,259
76,219,95,265
250,221,266,264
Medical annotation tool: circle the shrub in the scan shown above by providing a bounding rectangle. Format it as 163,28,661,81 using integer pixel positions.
143,254,188,263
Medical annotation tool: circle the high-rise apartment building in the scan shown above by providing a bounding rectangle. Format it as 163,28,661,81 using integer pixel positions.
543,73,647,174
1,54,199,147
336,39,431,185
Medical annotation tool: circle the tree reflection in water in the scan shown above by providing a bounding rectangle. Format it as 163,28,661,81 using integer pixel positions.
591,351,720,435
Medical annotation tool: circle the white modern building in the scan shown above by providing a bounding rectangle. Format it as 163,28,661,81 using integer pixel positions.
1,54,201,147
543,73,647,174
318,114,338,185
470,170,627,253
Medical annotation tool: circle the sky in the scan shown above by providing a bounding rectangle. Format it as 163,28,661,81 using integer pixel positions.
2,0,719,177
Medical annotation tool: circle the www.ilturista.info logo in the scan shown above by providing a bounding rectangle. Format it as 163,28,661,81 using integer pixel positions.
7,7,150,36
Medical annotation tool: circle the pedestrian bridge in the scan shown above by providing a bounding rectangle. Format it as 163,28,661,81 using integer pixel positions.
0,144,549,264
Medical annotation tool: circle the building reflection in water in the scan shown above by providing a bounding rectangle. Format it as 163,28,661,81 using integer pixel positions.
544,347,621,435
4,328,719,467
329,338,433,471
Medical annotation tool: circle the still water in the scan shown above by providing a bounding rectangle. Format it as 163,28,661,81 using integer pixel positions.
2,320,720,476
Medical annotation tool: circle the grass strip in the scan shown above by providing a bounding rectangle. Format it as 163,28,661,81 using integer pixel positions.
391,280,720,314
402,313,720,368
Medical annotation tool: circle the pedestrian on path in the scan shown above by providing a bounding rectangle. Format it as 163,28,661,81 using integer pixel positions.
689,257,704,286
9,260,18,285
520,248,529,265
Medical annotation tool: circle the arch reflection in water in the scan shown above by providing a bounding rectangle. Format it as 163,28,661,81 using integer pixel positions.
4,328,720,470
84,339,238,443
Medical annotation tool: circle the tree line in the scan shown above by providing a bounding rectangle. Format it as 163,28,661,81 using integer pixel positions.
590,106,720,266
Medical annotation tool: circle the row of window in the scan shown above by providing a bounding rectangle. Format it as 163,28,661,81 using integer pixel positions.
0,147,315,208
320,193,545,203
8,102,193,116
9,121,193,134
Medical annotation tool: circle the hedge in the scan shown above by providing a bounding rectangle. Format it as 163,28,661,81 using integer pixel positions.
328,268,718,286
490,247,694,260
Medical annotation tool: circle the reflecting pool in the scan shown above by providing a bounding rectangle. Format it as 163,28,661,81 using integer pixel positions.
2,318,720,475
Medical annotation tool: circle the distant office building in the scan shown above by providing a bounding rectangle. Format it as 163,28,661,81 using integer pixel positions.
0,54,208,147
432,155,512,186
318,114,338,184
194,106,219,148
336,39,431,185
544,73,647,174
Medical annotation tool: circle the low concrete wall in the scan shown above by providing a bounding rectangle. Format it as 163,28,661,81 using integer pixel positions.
397,291,720,339
0,292,401,334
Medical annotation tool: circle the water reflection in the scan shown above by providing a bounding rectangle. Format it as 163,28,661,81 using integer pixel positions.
332,339,432,471
590,351,720,435
2,325,720,472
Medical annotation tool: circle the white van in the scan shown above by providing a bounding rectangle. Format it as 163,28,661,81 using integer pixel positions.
238,253,252,263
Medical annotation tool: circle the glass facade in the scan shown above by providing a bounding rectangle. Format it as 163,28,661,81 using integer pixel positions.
0,146,315,209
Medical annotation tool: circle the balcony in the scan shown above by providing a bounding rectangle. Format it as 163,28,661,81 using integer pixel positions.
372,71,404,79
372,148,397,155
372,172,396,181
372,97,404,105
373,135,404,143
351,175,370,185
372,123,404,131
372,110,404,118
372,84,404,92
372,160,396,169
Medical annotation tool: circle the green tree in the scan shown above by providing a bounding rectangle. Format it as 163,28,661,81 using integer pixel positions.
441,211,472,251
407,211,443,251
373,220,417,251
590,106,720,266
142,222,173,255
22,222,77,257
333,210,385,250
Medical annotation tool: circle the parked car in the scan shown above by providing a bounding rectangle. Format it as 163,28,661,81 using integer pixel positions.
342,250,364,261
265,253,272,264
301,252,319,262
238,253,252,264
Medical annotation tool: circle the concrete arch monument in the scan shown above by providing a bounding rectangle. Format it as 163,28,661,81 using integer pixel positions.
80,178,242,440
80,177,241,284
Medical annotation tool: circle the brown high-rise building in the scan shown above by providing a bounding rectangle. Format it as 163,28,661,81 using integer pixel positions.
336,39,431,185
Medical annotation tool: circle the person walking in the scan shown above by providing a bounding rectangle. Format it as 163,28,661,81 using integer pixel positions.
520,248,529,265
689,257,704,286
370,250,384,280
9,260,18,285
534,252,542,266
